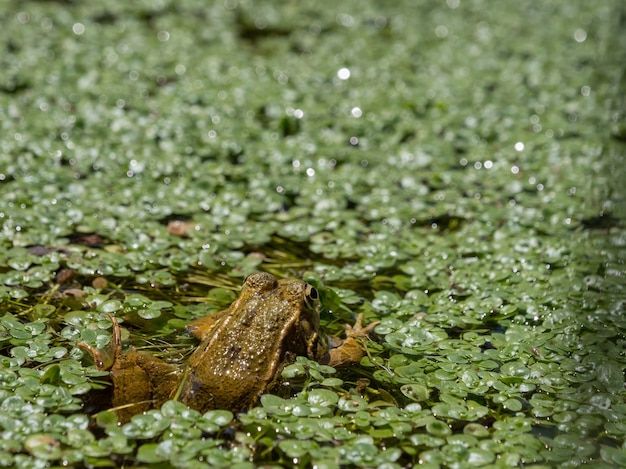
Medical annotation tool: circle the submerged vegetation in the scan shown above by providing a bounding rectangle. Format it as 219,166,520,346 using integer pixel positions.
0,0,624,467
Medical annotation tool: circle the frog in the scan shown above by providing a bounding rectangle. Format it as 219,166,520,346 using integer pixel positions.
77,272,379,422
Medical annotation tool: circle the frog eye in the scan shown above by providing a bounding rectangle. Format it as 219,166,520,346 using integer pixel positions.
303,283,320,318
243,272,277,291
306,285,318,300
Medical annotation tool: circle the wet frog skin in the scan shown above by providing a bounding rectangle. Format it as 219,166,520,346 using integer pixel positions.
179,272,323,413
78,272,379,422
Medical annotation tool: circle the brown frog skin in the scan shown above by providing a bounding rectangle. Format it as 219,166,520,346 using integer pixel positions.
78,272,379,422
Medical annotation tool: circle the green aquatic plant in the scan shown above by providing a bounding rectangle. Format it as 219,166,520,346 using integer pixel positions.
0,0,624,467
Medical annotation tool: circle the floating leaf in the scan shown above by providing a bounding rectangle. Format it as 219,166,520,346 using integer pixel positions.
400,383,429,402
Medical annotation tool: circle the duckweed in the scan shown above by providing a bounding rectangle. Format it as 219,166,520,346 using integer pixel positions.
0,0,624,467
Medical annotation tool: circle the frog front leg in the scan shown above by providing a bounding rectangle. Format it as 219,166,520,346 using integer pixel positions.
319,313,380,367
184,308,230,340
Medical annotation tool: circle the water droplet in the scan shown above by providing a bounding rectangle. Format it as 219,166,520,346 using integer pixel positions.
72,23,85,35
337,68,350,80
573,29,587,43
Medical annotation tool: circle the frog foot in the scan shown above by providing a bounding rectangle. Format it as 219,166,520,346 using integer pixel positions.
77,314,122,371
322,314,380,367
343,313,380,339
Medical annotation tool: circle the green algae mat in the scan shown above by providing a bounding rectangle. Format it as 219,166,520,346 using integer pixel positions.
1,1,625,467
